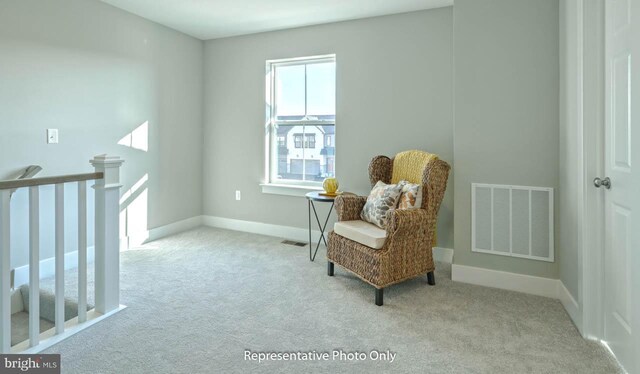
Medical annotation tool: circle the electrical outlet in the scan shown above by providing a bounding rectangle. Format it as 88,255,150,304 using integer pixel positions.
235,190,241,201
47,129,59,144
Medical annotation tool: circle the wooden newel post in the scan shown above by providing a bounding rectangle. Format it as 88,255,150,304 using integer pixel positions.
91,155,124,314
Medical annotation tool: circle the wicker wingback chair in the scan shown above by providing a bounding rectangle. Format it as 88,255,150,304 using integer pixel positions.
327,150,450,306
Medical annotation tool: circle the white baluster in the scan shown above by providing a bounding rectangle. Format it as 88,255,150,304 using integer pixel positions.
0,190,10,353
29,186,40,347
77,181,87,323
55,184,65,334
91,155,124,314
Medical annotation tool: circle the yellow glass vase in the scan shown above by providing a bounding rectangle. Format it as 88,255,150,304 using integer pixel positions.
322,178,339,194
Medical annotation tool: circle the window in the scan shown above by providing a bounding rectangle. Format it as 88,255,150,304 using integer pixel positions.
265,55,336,185
294,134,315,149
294,134,303,148
306,134,315,149
277,135,286,147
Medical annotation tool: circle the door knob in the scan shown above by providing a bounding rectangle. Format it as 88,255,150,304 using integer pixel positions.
593,177,611,189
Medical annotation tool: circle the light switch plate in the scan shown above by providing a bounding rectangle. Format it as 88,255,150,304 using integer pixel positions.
47,129,59,144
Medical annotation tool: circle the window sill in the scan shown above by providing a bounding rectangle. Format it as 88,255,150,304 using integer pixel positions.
260,183,323,197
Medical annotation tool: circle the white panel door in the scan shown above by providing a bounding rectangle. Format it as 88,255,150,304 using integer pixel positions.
604,0,634,371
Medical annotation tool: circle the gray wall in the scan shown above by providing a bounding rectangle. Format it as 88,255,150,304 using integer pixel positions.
558,0,581,301
453,0,560,278
2,0,565,283
0,0,204,268
203,9,454,247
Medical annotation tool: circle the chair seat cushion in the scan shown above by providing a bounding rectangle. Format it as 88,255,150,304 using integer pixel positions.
333,220,387,250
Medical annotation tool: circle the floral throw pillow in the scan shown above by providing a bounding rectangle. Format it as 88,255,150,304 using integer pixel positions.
398,181,422,210
360,181,404,229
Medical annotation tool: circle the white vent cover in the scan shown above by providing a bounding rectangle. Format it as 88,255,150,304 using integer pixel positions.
472,183,554,262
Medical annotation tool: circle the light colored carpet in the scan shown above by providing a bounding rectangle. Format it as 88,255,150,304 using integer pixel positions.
39,227,620,373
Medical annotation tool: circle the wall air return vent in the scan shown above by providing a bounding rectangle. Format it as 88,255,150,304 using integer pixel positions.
472,183,554,262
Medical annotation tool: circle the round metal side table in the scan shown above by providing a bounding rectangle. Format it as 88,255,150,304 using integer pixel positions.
305,191,337,261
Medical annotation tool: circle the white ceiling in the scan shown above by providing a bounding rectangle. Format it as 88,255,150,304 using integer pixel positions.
101,0,453,40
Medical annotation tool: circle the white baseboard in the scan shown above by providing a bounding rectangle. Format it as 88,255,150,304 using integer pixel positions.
122,215,204,248
12,246,95,289
203,215,322,243
146,215,204,243
558,281,582,331
451,264,584,332
203,215,457,263
203,215,455,263
451,263,559,299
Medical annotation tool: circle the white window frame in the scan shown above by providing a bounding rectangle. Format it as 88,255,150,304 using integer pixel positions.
263,54,336,190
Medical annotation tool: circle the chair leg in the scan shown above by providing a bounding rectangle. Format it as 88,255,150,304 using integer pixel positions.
375,288,383,306
328,261,334,276
427,271,435,286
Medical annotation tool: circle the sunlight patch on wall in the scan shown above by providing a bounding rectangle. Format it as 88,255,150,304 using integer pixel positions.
119,173,149,248
118,121,149,152
126,188,148,247
120,173,148,205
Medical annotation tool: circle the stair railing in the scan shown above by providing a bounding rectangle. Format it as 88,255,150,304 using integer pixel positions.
0,155,124,353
